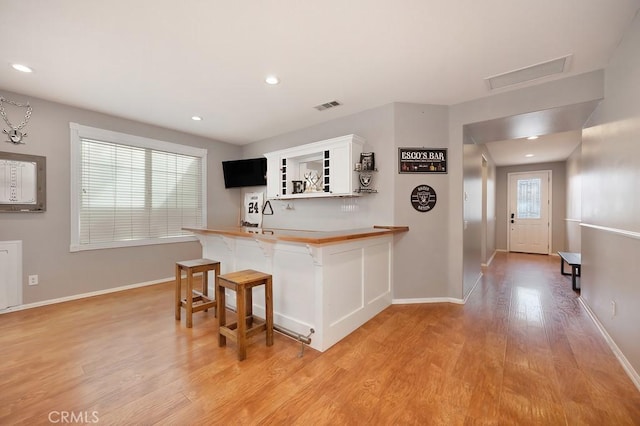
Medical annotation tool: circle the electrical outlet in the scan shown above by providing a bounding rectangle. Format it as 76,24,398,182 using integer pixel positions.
28,275,39,286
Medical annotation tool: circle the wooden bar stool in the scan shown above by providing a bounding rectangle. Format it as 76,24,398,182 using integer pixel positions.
217,269,274,360
175,259,220,328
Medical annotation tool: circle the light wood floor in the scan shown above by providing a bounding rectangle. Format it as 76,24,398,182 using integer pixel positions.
1,252,639,425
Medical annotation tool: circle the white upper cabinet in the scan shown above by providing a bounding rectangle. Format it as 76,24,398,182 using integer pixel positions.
264,134,364,199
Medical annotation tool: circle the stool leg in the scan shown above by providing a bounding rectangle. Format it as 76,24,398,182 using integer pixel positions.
218,282,227,347
202,270,208,297
265,277,274,347
202,270,209,313
186,271,194,328
237,284,247,361
245,286,253,327
213,264,220,318
175,265,182,321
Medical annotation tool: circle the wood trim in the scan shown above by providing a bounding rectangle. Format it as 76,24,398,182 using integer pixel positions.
184,225,409,245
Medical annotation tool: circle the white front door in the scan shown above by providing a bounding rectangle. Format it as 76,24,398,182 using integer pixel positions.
508,171,550,254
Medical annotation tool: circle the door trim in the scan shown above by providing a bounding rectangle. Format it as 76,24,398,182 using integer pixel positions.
506,170,552,254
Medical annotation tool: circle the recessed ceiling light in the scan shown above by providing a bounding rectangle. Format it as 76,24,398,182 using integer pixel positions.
11,63,33,73
527,136,539,140
265,75,280,85
525,154,535,157
191,116,202,121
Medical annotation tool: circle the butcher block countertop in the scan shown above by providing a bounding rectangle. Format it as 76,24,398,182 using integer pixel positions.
183,225,409,245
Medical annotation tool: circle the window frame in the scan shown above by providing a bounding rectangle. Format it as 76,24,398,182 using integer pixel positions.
69,122,207,252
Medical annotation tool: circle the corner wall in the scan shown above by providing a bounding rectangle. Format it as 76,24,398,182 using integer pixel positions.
565,145,582,252
0,89,241,305
243,102,452,300
241,103,396,231
393,103,450,299
580,11,640,382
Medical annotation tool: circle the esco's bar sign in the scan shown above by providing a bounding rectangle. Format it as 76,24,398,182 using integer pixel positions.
398,148,447,174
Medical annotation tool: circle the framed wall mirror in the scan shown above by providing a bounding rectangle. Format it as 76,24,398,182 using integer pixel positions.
0,151,46,212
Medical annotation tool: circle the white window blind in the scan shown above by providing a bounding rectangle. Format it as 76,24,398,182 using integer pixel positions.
70,123,207,251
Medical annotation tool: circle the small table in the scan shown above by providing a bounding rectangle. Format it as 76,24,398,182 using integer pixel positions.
558,252,581,291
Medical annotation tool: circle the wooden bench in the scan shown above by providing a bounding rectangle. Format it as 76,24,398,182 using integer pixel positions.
558,251,581,291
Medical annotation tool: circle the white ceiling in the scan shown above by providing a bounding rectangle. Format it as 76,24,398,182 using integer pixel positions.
484,130,583,167
464,100,600,165
1,1,639,146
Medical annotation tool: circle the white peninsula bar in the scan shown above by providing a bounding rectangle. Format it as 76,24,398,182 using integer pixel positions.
184,226,408,352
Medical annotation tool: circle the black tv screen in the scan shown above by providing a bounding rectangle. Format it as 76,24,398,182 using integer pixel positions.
222,157,267,188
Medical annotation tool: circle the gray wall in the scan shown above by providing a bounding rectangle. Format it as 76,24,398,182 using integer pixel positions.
462,141,497,291
484,154,497,264
0,89,241,304
495,161,566,253
462,143,483,295
392,103,450,299
565,145,582,252
242,72,605,302
579,12,640,377
243,102,451,300
242,103,395,231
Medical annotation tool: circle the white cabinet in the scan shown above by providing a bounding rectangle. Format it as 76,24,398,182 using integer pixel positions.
264,134,364,199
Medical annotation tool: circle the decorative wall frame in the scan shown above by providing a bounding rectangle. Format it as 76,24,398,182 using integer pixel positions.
0,151,46,212
398,148,447,174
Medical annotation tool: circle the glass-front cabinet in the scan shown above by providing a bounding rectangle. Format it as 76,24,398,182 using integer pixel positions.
264,134,364,199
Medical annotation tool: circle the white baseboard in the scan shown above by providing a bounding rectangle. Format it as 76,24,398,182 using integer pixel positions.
578,297,640,392
392,272,483,306
0,277,173,315
464,272,482,303
482,250,497,267
393,297,465,305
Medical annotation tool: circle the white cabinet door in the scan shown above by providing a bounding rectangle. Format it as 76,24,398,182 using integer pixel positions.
265,154,282,198
328,144,353,195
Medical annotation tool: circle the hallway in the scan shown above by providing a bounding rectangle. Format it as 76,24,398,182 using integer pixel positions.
0,252,639,424
463,252,640,424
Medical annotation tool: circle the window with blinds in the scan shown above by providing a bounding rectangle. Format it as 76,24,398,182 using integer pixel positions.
70,123,207,251
516,178,541,219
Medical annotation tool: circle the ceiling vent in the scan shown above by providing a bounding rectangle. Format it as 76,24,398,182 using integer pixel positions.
485,55,572,90
314,100,341,111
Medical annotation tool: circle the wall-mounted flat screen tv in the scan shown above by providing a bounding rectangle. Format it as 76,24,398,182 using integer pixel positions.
222,157,267,188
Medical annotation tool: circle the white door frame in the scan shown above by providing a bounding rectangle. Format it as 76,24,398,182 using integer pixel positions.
506,170,552,254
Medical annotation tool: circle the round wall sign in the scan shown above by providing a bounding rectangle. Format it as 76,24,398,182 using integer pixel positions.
410,185,437,212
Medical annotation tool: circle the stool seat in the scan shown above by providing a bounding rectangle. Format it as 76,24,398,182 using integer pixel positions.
217,269,274,361
175,258,220,328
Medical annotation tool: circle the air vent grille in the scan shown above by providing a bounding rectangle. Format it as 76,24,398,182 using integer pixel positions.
485,55,572,90
314,100,341,111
